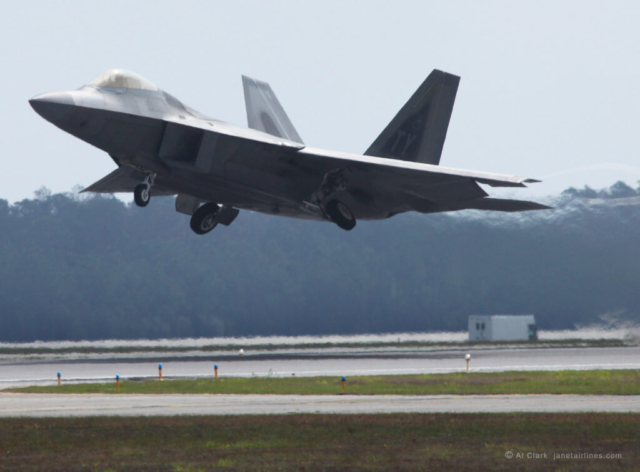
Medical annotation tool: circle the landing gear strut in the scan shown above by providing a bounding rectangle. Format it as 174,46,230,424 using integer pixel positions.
303,167,357,231
134,174,155,207
190,202,220,235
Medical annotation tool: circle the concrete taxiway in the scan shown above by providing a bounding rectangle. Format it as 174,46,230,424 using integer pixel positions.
1,393,638,417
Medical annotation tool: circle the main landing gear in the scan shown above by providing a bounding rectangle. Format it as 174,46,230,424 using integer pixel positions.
190,202,220,235
133,174,155,207
325,199,356,231
132,176,238,235
304,167,357,231
189,203,240,235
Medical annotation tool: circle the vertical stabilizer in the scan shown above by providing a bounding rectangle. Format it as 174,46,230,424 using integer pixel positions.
365,70,459,165
242,75,304,144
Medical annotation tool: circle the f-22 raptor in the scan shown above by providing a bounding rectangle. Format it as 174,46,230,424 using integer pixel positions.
30,69,549,235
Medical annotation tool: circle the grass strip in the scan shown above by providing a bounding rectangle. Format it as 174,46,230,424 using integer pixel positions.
12,369,640,395
0,413,637,471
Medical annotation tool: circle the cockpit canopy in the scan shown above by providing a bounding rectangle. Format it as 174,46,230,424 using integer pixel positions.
89,69,158,91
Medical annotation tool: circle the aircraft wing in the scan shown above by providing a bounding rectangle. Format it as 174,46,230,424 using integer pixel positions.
187,125,536,189
295,146,538,188
169,122,544,214
297,148,540,187
288,147,546,212
82,167,176,196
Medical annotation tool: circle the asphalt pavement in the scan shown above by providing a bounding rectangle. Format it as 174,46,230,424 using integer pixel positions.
1,345,638,388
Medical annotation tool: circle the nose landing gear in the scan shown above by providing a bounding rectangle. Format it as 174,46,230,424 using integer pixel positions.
133,174,155,207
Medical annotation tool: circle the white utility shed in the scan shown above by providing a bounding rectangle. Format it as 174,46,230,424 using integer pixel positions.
468,315,537,341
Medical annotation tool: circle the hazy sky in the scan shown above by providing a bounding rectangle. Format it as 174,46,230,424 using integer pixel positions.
1,1,639,202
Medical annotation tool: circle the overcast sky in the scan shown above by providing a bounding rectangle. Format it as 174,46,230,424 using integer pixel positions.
1,1,638,202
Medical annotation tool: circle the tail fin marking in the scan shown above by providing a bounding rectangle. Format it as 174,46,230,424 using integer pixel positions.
365,70,459,165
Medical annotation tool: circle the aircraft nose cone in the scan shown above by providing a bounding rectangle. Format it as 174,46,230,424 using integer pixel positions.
29,92,75,123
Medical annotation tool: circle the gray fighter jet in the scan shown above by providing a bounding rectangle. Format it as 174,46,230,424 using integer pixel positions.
30,69,549,235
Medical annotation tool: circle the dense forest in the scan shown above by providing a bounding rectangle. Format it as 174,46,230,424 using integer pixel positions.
1,182,639,342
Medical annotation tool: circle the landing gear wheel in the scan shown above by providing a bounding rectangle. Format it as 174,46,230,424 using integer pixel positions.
325,199,356,231
134,184,150,207
190,202,220,235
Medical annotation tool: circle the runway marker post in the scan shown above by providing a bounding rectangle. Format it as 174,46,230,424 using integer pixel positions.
214,364,218,380
57,372,61,387
342,376,346,392
465,353,471,372
158,363,163,381
116,374,120,391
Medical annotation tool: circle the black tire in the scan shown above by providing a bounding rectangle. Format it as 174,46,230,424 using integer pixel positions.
325,199,356,231
133,184,150,207
190,202,220,235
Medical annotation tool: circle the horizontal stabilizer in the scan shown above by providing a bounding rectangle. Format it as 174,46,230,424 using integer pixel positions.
82,167,175,196
242,75,304,144
460,198,552,212
405,179,488,205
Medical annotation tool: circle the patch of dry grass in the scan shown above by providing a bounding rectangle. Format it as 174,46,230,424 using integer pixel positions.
0,414,637,471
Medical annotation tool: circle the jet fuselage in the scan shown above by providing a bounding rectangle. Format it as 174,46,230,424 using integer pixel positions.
30,69,549,235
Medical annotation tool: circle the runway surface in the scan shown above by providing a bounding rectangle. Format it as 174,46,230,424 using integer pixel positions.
1,393,638,417
0,345,638,388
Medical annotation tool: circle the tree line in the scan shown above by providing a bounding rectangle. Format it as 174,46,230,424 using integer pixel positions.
0,182,639,341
